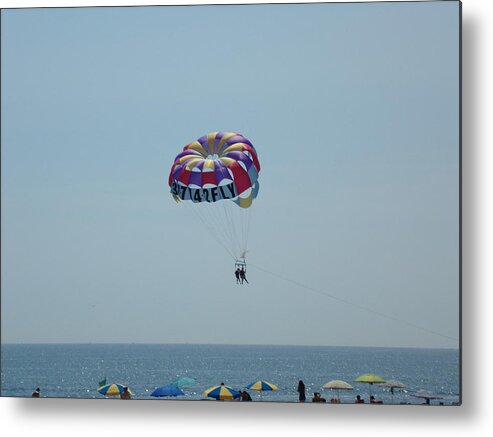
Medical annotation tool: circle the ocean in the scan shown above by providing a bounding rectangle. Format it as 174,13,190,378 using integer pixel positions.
0,344,460,405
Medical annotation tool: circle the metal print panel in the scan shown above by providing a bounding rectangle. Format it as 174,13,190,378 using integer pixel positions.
0,0,461,406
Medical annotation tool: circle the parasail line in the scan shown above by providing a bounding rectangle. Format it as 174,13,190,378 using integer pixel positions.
186,203,236,260
249,262,458,344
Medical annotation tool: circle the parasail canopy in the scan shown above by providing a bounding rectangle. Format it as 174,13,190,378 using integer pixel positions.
169,131,261,209
168,132,261,262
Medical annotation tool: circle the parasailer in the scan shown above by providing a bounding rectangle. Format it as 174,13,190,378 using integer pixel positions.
239,267,248,284
168,131,261,281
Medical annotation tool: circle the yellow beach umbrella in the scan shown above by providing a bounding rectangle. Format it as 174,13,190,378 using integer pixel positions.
245,380,279,401
203,383,241,400
246,380,279,391
97,383,133,397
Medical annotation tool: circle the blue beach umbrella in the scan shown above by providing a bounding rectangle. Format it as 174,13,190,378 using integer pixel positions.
150,385,185,398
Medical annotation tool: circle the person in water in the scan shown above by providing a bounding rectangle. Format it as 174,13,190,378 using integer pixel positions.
235,268,241,284
239,267,248,284
31,387,40,398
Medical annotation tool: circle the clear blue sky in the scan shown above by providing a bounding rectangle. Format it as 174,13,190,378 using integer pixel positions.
1,1,460,348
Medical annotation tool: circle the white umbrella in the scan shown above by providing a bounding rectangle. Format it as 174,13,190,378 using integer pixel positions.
322,380,353,403
412,389,443,405
378,380,406,403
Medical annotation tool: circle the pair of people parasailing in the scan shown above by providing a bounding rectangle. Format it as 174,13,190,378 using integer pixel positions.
235,266,248,284
169,132,260,285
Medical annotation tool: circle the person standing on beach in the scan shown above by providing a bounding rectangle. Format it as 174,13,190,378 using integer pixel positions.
31,387,40,398
235,268,241,284
297,380,306,402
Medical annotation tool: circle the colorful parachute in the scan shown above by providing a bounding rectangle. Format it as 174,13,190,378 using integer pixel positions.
168,132,261,262
169,132,260,209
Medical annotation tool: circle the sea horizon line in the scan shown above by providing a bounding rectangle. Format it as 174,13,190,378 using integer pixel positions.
0,341,459,351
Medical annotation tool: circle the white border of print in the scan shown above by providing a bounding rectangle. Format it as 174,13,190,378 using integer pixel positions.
1,0,491,437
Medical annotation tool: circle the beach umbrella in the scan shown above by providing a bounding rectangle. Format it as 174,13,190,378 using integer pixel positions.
170,377,196,388
322,380,353,402
245,380,279,401
354,374,386,402
378,380,406,403
150,385,184,398
97,383,132,397
203,383,241,400
246,380,279,391
412,389,443,405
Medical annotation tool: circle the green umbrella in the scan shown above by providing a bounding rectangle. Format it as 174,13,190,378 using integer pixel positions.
354,374,386,402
